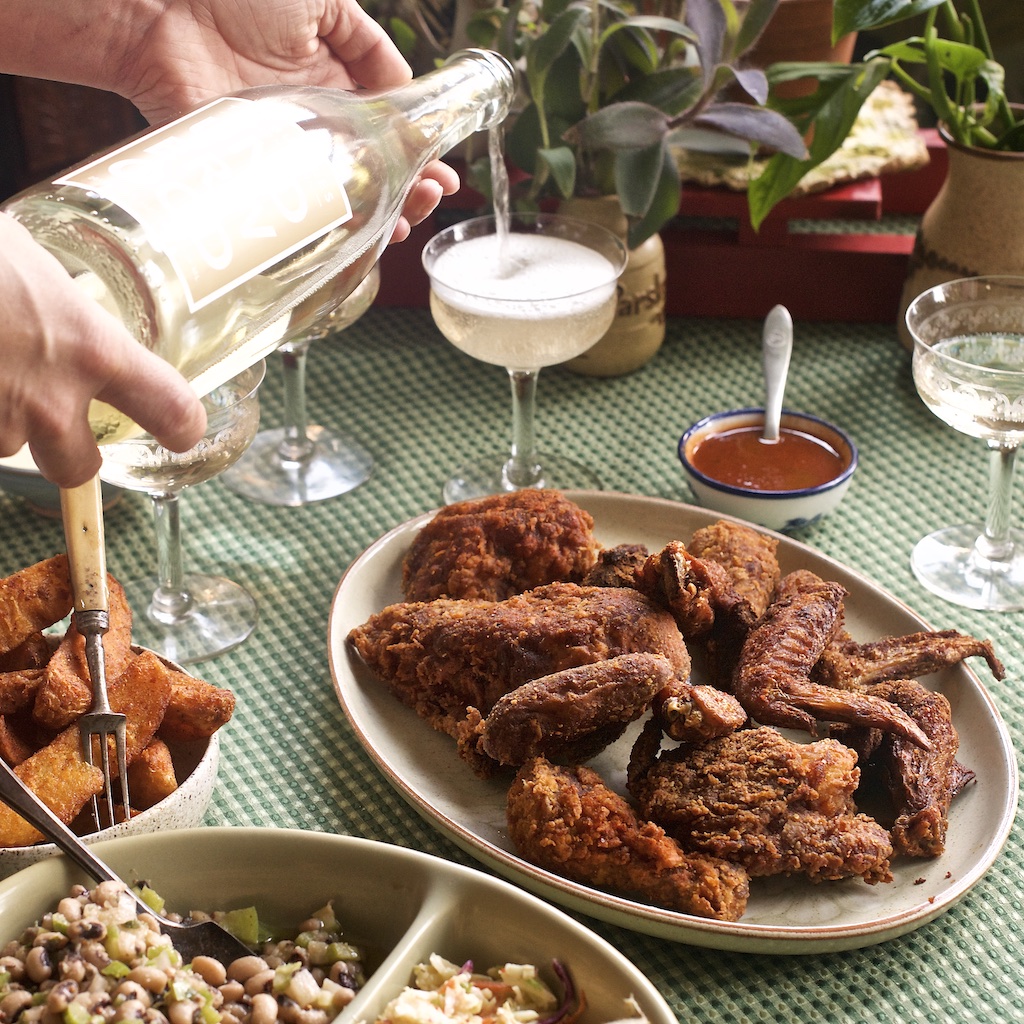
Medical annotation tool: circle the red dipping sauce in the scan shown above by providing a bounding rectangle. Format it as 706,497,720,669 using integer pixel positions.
689,424,846,491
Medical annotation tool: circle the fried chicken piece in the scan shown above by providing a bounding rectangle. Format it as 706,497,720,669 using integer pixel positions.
507,757,750,920
652,677,747,744
349,583,691,741
687,521,781,624
734,570,928,746
633,524,780,689
813,628,1005,688
629,723,894,884
580,544,649,588
476,653,675,768
635,541,731,639
400,490,601,602
831,680,970,858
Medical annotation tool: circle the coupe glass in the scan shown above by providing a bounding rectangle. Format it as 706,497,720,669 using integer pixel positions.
220,264,380,505
907,276,1024,611
422,212,626,504
99,361,265,662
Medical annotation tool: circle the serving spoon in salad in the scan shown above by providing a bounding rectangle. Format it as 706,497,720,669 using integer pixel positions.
0,757,253,965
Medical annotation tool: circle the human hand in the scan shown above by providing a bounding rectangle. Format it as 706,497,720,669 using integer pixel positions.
116,0,460,237
0,214,207,488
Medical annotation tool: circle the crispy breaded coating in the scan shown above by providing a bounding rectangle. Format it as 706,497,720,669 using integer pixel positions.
630,726,894,884
349,583,691,739
832,679,968,858
507,757,750,920
401,490,601,602
479,653,675,767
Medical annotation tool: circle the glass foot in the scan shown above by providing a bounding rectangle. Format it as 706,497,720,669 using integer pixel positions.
442,453,602,504
911,523,1024,612
124,573,258,664
220,425,373,506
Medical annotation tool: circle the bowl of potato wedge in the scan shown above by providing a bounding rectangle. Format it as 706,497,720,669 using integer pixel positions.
0,553,233,877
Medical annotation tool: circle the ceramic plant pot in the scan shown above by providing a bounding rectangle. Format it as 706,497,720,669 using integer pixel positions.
898,123,1024,349
558,196,667,378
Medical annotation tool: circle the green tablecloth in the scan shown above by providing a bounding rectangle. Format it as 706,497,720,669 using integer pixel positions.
1,307,1021,1023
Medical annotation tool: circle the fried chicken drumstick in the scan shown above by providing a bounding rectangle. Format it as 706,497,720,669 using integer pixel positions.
508,756,751,921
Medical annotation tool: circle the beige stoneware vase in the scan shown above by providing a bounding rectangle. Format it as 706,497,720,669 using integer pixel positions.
898,125,1024,349
557,196,667,377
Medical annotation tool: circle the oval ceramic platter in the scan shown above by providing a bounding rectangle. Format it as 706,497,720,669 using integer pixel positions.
326,491,1018,954
0,827,675,1024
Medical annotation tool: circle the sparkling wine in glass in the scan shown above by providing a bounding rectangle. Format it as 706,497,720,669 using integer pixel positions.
99,361,265,662
907,275,1024,611
422,212,626,504
220,264,380,506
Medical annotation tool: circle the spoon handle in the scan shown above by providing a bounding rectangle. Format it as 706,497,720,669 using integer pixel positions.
762,304,793,442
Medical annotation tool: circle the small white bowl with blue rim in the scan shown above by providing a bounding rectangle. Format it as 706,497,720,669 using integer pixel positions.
678,407,858,532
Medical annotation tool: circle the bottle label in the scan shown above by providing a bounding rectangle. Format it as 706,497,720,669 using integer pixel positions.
56,97,353,313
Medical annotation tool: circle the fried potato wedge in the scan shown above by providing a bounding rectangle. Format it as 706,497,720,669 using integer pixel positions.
0,713,43,767
127,738,179,810
0,555,72,655
32,575,134,731
158,672,236,742
0,668,45,716
0,632,53,672
0,649,172,846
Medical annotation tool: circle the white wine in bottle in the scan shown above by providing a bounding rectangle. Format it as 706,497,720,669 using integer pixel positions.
2,49,515,442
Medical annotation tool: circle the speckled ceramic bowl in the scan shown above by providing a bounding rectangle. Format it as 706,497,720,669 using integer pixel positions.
678,407,858,532
0,647,220,879
0,446,121,517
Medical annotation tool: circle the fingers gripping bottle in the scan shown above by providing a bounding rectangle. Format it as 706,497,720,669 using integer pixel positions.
2,49,516,442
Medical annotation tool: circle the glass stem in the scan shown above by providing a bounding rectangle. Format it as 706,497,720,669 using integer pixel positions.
974,441,1019,567
277,340,315,463
505,368,543,489
148,492,193,625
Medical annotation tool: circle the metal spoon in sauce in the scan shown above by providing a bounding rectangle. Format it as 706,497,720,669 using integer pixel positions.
762,304,793,442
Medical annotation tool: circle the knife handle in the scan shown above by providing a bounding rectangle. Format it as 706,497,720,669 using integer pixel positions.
59,475,109,615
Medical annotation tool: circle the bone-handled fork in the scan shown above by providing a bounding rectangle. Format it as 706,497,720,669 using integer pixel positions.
59,475,129,828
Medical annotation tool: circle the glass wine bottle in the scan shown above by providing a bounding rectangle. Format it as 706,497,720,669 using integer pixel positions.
2,49,515,443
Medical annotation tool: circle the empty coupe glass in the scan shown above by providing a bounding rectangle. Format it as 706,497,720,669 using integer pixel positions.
221,264,380,505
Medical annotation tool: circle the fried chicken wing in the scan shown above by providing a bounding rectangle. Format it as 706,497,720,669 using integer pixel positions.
832,679,970,858
400,490,601,602
477,653,675,767
734,570,928,746
507,756,750,920
813,629,1005,688
349,583,691,741
629,723,894,884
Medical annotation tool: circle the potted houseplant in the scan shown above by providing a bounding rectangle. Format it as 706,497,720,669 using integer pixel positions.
748,0,1024,345
463,0,809,374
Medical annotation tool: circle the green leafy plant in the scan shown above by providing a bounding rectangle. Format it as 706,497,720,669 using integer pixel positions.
465,0,807,247
749,0,1023,229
